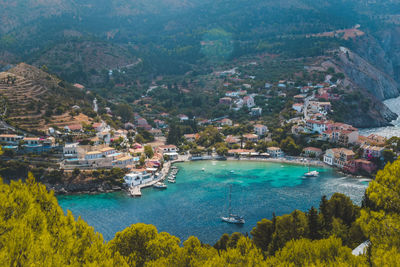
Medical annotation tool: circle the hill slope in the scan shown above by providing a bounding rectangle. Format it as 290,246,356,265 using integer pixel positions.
0,63,94,133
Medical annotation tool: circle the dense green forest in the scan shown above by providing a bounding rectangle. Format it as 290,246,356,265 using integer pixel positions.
1,157,400,265
1,0,396,81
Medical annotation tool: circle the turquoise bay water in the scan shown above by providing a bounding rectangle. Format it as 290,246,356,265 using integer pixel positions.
57,160,369,244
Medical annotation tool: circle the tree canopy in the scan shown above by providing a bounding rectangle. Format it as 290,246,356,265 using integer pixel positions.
2,157,400,265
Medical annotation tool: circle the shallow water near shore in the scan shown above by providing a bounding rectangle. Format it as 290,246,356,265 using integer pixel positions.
57,160,368,244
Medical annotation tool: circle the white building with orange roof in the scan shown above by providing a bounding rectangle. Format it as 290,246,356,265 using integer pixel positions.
220,118,233,126
23,137,40,146
254,124,268,136
0,134,23,145
267,147,284,158
243,133,259,142
99,146,117,156
292,103,303,113
184,133,200,142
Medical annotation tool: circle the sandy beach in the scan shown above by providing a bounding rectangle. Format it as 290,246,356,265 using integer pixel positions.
225,156,326,167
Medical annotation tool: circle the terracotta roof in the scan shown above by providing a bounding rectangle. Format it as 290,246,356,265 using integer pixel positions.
268,147,281,151
23,137,40,141
354,159,373,164
66,124,82,131
116,155,133,162
243,133,258,138
99,147,115,152
254,124,267,128
184,134,198,138
0,134,19,138
225,135,240,143
304,147,322,152
73,83,85,89
86,151,101,155
340,149,355,156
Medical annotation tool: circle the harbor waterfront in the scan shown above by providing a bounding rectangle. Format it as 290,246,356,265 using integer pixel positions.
57,160,369,244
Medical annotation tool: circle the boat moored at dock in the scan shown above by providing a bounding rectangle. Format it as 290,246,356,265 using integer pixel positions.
153,182,168,189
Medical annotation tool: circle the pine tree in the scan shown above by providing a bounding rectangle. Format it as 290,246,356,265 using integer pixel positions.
307,206,320,240
319,195,332,233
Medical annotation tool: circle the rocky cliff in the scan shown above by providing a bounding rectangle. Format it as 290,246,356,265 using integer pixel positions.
353,27,400,86
327,28,400,127
335,46,399,101
318,45,399,128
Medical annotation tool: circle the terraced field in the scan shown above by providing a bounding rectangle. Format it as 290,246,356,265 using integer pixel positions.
0,63,94,133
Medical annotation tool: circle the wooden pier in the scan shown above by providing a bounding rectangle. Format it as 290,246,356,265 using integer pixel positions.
129,186,142,197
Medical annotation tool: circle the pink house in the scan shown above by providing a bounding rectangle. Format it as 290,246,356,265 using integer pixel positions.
345,159,376,175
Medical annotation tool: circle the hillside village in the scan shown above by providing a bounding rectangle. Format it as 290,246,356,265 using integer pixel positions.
0,59,398,195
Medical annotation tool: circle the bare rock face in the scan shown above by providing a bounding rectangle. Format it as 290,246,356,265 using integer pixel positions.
335,47,399,101
354,27,400,86
318,45,399,128
47,180,124,195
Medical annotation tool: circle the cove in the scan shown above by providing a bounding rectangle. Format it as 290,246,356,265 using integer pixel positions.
57,160,369,245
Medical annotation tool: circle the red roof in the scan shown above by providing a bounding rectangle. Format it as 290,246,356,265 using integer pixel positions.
304,147,322,152
67,124,82,131
73,83,85,89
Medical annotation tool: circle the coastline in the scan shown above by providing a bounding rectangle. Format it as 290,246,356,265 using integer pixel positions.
52,155,366,196
175,155,327,168
175,156,368,179
223,156,326,167
48,182,125,196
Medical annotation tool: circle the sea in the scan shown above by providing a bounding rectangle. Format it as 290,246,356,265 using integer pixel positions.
57,160,368,245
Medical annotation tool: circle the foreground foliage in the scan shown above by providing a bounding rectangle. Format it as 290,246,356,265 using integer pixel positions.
2,158,400,265
0,174,126,266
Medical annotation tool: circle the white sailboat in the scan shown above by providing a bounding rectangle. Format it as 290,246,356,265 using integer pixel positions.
221,185,245,224
304,165,319,177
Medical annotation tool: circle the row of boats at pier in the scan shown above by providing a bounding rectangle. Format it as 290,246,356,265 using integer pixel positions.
153,166,179,189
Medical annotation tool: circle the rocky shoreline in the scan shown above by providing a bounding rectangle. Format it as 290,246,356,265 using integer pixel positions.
46,181,126,195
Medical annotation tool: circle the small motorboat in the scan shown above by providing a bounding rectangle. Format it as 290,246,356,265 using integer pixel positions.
153,182,167,189
168,178,176,183
202,168,205,171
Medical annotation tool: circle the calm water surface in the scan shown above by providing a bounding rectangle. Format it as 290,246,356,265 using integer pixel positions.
57,161,368,244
